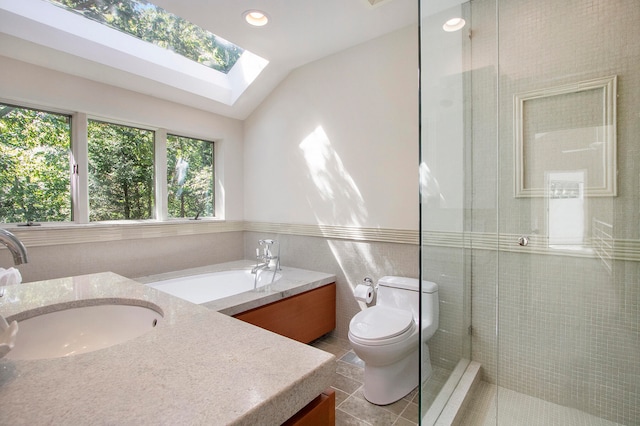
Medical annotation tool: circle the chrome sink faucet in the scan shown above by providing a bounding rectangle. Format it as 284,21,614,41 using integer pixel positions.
0,229,29,265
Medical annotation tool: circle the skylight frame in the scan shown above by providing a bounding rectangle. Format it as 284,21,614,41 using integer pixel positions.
46,0,244,75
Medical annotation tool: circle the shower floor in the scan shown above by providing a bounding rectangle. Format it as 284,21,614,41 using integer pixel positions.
457,381,625,426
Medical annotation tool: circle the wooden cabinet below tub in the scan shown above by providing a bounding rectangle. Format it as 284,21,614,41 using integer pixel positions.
233,283,336,343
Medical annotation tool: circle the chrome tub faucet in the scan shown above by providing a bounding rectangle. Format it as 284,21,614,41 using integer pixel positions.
251,239,281,290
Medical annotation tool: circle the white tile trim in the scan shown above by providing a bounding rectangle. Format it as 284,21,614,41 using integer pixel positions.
3,221,639,263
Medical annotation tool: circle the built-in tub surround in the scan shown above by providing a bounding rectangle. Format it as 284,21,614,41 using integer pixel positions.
0,272,334,425
145,268,283,303
136,259,336,316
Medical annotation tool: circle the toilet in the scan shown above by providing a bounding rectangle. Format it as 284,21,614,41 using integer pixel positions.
348,276,439,405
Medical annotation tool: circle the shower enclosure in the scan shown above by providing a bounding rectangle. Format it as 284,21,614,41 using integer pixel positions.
419,0,639,425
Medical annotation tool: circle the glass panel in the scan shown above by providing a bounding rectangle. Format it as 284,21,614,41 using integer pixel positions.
88,120,154,221
47,0,243,73
166,134,214,219
0,103,71,223
419,1,475,422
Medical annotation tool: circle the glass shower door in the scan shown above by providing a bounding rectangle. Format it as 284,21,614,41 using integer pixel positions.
418,0,474,422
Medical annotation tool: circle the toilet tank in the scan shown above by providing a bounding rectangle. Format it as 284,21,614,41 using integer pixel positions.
377,276,438,331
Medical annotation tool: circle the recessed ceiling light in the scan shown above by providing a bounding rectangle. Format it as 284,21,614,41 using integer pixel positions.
443,17,466,32
243,10,269,27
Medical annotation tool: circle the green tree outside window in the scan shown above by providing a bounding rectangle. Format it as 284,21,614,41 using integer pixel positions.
0,104,72,223
88,120,155,221
167,135,214,219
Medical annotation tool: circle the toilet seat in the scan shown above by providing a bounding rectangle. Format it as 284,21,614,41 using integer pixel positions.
349,306,416,346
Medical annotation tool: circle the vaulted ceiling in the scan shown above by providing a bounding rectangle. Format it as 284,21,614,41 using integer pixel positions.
0,0,464,119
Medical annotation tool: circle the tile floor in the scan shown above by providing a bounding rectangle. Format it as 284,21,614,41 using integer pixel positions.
310,335,420,426
311,335,627,426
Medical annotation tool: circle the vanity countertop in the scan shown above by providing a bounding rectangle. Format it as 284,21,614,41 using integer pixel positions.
135,259,337,316
0,272,335,425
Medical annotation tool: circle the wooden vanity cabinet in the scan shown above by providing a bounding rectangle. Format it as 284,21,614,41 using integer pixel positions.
234,283,337,425
282,389,335,426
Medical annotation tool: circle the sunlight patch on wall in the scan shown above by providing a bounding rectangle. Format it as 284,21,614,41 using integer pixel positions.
298,125,379,311
298,126,368,228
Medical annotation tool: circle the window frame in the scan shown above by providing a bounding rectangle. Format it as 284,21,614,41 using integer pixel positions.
86,117,157,222
0,100,222,228
165,133,216,221
0,101,75,225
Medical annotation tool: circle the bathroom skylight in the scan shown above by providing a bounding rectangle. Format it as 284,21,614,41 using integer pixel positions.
46,0,243,74
0,0,268,107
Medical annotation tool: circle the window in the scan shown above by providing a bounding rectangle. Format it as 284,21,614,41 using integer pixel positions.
0,101,217,225
47,0,243,74
167,135,214,219
0,103,71,223
88,120,155,221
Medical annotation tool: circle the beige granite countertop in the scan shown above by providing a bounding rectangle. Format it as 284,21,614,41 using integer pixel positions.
135,260,337,316
0,272,335,425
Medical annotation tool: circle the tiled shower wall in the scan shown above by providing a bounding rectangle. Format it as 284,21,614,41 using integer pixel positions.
421,245,469,372
469,0,640,424
473,251,640,424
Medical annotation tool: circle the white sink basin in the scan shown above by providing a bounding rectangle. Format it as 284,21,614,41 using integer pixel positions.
5,302,163,360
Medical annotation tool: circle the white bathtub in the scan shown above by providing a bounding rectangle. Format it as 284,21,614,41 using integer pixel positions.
146,269,282,305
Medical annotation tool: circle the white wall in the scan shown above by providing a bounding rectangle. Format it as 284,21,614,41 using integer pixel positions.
242,26,422,340
243,25,419,230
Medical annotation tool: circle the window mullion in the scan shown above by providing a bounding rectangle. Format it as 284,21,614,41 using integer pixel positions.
72,112,89,224
155,129,168,221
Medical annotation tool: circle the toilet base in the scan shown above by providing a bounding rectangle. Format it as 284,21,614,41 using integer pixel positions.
362,344,434,406
362,349,419,405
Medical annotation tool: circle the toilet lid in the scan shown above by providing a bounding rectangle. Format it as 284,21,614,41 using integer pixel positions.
349,306,414,341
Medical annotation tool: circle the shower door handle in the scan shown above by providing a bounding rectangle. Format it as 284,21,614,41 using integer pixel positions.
517,236,529,246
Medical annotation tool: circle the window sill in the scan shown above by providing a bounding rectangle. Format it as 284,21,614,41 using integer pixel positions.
2,219,243,248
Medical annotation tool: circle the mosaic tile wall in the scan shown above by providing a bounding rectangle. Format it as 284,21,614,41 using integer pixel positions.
244,232,418,341
421,245,470,372
243,232,470,374
468,0,640,424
